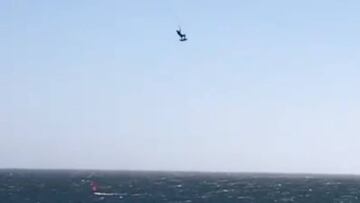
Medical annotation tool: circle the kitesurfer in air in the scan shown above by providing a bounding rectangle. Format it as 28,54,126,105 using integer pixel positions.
176,28,187,41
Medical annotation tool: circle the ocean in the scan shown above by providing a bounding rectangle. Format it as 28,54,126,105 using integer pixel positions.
1,169,360,203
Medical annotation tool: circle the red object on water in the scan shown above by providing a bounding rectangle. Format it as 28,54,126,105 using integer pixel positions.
90,181,98,192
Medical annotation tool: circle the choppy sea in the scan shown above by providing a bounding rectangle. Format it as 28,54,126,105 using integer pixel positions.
1,169,360,203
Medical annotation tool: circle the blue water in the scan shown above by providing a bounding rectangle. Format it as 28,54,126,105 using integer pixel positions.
1,169,360,203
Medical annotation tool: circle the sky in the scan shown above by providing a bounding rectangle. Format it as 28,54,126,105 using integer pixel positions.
1,0,360,174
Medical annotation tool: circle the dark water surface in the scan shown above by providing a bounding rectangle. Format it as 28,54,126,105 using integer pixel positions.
1,169,360,203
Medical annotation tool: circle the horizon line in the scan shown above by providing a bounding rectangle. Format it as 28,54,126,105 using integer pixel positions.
1,168,360,177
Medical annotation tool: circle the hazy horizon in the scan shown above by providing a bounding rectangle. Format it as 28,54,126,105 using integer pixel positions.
3,167,360,176
2,0,360,174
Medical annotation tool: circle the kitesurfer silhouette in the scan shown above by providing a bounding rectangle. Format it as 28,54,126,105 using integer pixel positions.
176,28,187,41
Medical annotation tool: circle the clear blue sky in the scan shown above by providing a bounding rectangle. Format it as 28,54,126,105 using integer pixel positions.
1,0,360,174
